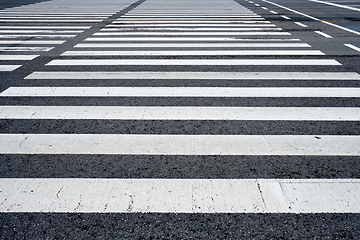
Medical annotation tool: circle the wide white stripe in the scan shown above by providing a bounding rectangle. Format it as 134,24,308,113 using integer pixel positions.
84,37,301,42
107,23,276,27
24,71,360,80
0,47,53,52
344,44,360,53
93,32,291,36
100,27,282,31
0,106,358,121
45,59,340,66
0,40,65,44
0,55,38,60
75,43,310,48
2,178,359,213
1,87,357,97
113,21,271,23
0,65,21,71
0,134,359,155
62,50,324,56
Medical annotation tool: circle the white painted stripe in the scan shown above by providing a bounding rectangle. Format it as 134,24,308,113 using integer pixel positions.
45,59,340,66
261,7,268,10
113,21,271,24
0,26,91,29
24,71,360,80
263,0,360,36
0,134,359,155
0,40,65,44
270,11,278,14
0,30,83,33
309,0,360,12
1,178,359,213
84,37,301,42
0,16,106,19
62,50,324,56
0,20,103,22
0,65,21,71
0,35,76,38
75,43,309,48
315,31,333,38
0,47,53,52
100,27,282,31
1,106,358,121
107,24,276,27
295,22,308,27
0,55,38,60
93,32,291,36
255,4,260,6
281,15,291,19
1,87,357,97
344,44,360,53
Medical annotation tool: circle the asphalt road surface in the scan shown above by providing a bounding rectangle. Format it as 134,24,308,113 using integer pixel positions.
0,0,359,238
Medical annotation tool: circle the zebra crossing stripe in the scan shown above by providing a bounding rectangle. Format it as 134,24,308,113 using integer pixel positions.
93,32,291,35
100,27,282,31
106,23,277,27
0,47,54,51
0,65,21,71
0,106,358,121
0,55,39,60
0,40,66,44
0,35,76,38
84,37,301,41
1,87,357,97
24,71,360,80
0,134,359,155
0,30,83,33
74,43,310,47
1,178,359,213
0,26,92,29
46,59,340,66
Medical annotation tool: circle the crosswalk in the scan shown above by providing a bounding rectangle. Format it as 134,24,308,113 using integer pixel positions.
0,0,359,216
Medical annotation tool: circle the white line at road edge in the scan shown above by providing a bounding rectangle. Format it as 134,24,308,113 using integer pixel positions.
1,178,360,213
263,0,360,36
310,0,360,12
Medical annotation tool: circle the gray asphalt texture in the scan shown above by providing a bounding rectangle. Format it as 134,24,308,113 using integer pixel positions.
0,0,360,238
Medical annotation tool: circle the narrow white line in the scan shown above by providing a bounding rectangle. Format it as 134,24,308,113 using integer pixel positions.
1,106,358,121
93,32,291,36
24,71,360,80
45,59,340,66
61,50,324,56
263,0,360,36
315,31,333,38
261,7,268,10
0,134,359,155
0,65,21,71
84,37,301,42
255,4,260,6
0,30,83,33
281,15,291,20
309,0,360,12
0,35,76,39
106,24,276,27
100,27,282,31
0,16,106,19
295,22,308,27
113,21,270,24
344,44,360,53
270,11,278,14
75,43,310,48
0,55,38,60
0,47,53,52
0,26,91,29
0,40,65,45
1,87,356,97
1,178,360,213
0,20,103,22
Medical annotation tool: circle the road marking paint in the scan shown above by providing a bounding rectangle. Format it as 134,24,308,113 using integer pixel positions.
315,31,333,38
93,32,291,36
24,71,360,80
270,11,278,14
100,27,282,31
255,4,260,6
45,59,341,66
263,0,360,36
113,21,271,24
0,65,21,71
75,43,308,48
0,30,83,33
295,22,308,27
0,134,359,155
1,87,356,97
0,47,53,51
309,0,360,12
106,23,276,27
281,15,291,20
261,7,268,10
1,106,358,121
62,50,324,56
0,20,103,22
0,35,76,38
0,55,38,60
1,178,359,213
0,26,91,29
344,44,360,53
0,40,65,44
84,37,301,42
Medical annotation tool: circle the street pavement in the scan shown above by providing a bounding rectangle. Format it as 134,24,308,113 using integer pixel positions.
0,0,359,238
